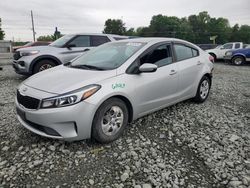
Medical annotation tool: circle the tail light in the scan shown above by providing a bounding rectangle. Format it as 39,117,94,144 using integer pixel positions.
209,55,214,63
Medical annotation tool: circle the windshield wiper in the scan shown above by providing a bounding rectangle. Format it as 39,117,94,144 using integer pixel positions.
71,64,105,70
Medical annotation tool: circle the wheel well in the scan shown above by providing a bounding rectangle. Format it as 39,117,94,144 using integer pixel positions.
209,53,216,59
204,73,212,86
232,55,245,61
108,95,134,123
31,57,61,73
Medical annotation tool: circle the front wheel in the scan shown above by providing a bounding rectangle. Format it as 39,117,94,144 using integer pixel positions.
92,98,129,143
193,76,211,103
33,59,56,74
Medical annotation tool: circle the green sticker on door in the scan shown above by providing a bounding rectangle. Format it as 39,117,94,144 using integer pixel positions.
112,83,125,89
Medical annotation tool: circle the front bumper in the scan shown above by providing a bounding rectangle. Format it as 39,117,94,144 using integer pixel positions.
13,60,30,75
15,98,97,141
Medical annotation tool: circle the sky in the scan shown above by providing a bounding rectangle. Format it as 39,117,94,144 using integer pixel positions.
0,0,250,41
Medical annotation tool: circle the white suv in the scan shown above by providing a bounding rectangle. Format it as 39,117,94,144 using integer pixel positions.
13,33,128,75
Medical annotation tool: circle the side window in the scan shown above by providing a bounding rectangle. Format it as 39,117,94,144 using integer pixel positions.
174,44,193,61
91,36,110,46
140,44,173,67
114,37,126,41
69,36,90,47
235,43,241,49
192,49,199,57
222,43,233,49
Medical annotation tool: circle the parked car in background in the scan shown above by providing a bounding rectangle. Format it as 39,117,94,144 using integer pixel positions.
13,41,51,52
206,42,244,60
13,33,128,75
15,38,213,143
224,45,250,65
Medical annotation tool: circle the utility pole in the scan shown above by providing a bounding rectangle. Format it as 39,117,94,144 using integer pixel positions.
31,10,36,42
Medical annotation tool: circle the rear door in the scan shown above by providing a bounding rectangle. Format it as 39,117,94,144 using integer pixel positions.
173,43,202,99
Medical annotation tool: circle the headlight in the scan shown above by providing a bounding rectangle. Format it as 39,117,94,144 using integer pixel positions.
225,51,232,56
40,84,101,109
20,50,39,56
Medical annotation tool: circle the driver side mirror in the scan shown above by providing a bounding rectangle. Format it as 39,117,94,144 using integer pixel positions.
139,63,158,73
66,44,76,49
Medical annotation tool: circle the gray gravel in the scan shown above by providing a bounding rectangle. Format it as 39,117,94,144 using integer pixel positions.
0,62,249,188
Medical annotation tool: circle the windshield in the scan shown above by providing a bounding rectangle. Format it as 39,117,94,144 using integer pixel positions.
70,42,146,70
24,42,33,47
49,35,74,47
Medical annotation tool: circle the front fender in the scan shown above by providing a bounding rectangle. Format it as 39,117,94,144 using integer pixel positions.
29,55,62,74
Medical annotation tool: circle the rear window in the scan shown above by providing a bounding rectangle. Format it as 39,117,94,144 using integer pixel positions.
91,36,110,46
235,43,241,49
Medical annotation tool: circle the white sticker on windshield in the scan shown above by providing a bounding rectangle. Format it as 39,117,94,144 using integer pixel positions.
126,42,142,47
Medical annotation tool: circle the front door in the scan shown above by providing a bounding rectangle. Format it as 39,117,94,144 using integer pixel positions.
131,43,179,116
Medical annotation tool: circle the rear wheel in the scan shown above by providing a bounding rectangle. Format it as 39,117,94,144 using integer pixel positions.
33,59,56,74
232,56,245,66
193,76,211,103
92,98,129,143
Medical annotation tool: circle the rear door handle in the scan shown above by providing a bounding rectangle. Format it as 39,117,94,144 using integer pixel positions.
170,69,177,75
197,61,202,65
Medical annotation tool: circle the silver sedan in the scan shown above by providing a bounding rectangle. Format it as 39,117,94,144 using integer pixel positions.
15,38,214,143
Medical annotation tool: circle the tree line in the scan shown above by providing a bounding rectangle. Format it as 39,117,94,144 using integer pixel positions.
1,11,249,44
103,11,250,44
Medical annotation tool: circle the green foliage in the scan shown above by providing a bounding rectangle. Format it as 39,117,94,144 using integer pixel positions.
103,19,126,35
104,12,250,44
12,41,29,46
37,34,63,42
0,18,5,40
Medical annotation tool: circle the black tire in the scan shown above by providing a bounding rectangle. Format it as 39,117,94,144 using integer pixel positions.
193,76,211,103
232,56,245,66
33,59,56,74
209,53,217,62
92,98,129,143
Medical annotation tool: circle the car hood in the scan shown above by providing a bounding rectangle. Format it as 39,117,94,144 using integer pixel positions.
17,45,57,52
23,65,116,94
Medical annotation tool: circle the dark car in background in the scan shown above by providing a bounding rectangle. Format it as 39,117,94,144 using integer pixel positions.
13,41,51,52
224,45,250,65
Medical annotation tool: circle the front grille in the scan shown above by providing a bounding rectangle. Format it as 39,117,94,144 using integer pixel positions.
17,90,40,109
13,51,21,60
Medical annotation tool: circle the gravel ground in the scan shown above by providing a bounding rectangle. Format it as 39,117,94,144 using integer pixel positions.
0,62,249,188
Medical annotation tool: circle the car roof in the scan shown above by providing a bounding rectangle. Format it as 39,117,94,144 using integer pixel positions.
68,33,129,38
115,37,191,45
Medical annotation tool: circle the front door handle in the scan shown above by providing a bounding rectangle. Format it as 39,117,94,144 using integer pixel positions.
170,69,177,75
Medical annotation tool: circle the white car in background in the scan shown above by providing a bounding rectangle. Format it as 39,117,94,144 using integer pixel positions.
206,42,244,60
13,33,128,75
